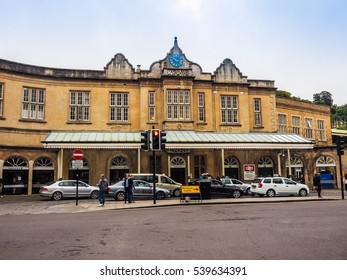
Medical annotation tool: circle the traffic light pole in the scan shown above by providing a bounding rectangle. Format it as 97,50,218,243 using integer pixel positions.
153,149,156,205
152,125,156,204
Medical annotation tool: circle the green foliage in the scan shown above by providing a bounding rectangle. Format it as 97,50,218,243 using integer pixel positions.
275,90,292,98
313,91,333,107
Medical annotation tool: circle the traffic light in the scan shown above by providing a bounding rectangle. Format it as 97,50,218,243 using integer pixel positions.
151,129,161,151
160,131,166,150
140,130,150,151
337,137,345,156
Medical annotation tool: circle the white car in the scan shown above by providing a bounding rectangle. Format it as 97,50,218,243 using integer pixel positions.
251,177,309,197
220,178,252,195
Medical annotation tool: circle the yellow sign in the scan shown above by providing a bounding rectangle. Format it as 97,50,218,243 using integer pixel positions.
181,185,200,194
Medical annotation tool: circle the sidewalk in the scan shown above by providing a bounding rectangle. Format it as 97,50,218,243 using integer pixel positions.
0,189,345,216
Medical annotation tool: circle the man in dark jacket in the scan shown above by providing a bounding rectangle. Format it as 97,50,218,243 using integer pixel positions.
313,173,322,198
127,174,135,203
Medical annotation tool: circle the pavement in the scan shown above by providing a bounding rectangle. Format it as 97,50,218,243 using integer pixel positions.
0,189,345,216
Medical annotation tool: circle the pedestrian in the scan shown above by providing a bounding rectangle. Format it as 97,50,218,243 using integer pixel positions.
97,174,108,207
0,178,4,197
127,174,135,203
300,174,305,184
123,175,128,203
313,173,322,198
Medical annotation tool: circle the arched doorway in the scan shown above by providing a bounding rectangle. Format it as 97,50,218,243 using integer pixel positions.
286,156,304,182
170,156,186,184
69,158,89,183
257,156,274,177
316,155,337,189
33,157,55,194
224,156,240,179
109,156,129,184
2,156,29,194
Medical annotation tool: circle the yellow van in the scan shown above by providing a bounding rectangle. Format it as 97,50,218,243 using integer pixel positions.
131,174,182,197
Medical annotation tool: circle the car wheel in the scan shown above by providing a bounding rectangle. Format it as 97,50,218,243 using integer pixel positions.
266,189,276,197
156,191,166,200
52,191,63,201
246,188,251,195
115,191,125,201
173,188,181,197
232,190,241,198
91,190,98,199
299,188,308,197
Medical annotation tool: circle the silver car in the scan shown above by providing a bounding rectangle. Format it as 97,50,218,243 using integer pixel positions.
108,179,170,201
39,180,99,201
220,178,252,195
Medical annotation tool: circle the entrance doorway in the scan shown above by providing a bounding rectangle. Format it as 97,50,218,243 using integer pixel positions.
257,156,274,177
2,156,29,195
170,156,186,184
109,156,129,184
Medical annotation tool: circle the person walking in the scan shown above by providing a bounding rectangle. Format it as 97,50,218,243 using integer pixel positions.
313,173,322,198
123,175,129,204
127,174,135,203
97,174,108,206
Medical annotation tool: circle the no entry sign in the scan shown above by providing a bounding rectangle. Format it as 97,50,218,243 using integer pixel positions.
73,149,83,160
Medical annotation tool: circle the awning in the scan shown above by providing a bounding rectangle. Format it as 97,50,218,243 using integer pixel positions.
42,130,314,150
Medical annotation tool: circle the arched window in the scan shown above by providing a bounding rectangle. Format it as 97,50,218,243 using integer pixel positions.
171,156,186,168
316,155,336,167
34,157,54,168
111,156,129,169
224,156,239,168
4,156,28,169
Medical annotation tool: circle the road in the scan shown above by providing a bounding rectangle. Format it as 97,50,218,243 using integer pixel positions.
0,200,346,260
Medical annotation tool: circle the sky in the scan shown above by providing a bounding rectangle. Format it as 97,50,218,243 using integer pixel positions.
1,0,346,105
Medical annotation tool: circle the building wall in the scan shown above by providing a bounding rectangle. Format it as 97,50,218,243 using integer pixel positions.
0,45,340,194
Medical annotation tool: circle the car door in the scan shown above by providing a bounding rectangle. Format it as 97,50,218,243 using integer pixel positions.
211,180,228,197
272,178,286,195
58,181,73,197
137,181,152,198
76,181,90,197
283,178,299,195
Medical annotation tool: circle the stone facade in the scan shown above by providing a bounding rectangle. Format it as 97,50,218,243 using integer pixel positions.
0,38,341,195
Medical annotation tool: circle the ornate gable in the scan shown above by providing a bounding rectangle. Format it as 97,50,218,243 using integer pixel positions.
105,53,135,79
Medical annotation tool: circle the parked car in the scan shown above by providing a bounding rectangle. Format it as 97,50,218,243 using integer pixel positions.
131,174,182,197
250,177,265,196
220,178,252,195
107,179,171,201
189,178,244,198
39,180,99,201
251,177,310,197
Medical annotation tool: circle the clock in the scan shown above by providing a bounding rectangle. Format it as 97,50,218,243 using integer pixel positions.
169,54,184,67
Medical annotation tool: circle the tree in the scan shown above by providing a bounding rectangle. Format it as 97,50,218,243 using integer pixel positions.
276,90,292,98
313,91,333,107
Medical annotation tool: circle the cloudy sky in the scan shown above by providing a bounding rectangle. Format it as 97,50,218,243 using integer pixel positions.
1,0,346,105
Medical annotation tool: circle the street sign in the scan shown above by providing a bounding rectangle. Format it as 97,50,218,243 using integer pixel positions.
243,164,256,180
72,160,83,169
181,185,201,194
73,149,83,160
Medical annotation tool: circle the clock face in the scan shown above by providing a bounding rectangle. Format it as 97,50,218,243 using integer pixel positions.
169,54,183,67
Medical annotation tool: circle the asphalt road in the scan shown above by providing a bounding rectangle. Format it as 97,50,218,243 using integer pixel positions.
0,200,346,260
